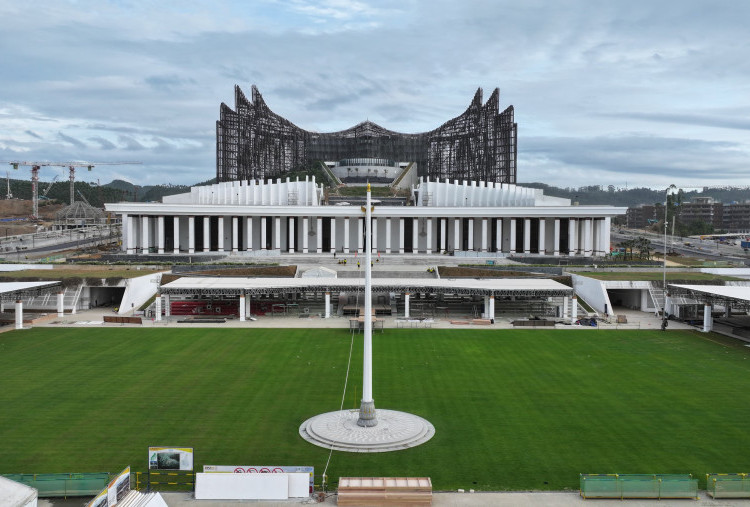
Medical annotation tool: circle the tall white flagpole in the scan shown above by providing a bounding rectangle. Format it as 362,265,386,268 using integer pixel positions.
358,182,377,427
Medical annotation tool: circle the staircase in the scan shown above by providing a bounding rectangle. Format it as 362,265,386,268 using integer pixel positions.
648,284,665,313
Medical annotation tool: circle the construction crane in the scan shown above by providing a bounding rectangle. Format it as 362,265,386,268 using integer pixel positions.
40,174,60,200
4,161,141,219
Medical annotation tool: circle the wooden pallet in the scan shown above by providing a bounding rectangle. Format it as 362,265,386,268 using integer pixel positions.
338,477,432,506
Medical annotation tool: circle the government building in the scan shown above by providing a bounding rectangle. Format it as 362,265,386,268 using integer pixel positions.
105,86,625,258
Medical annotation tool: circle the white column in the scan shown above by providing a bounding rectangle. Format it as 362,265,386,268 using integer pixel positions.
329,217,336,253
412,218,419,254
509,218,517,254
15,300,23,330
571,296,578,324
524,218,531,254
426,217,433,254
385,218,391,254
489,295,495,322
188,216,195,254
203,217,210,252
288,217,295,252
440,218,447,253
316,218,323,253
664,293,672,316
155,294,162,322
584,218,593,257
126,214,135,254
399,218,405,254
57,291,64,317
232,216,239,253
261,217,267,250
239,294,246,322
495,218,503,253
344,217,350,254
217,216,225,251
245,294,251,317
481,218,488,252
157,216,165,254
141,215,150,253
568,219,577,255
603,217,611,256
404,292,410,318
173,216,180,254
302,217,309,253
563,296,569,319
454,218,460,253
703,304,712,332
371,217,378,253
357,218,364,253
467,218,474,251
538,219,546,254
325,292,331,318
164,295,171,317
553,219,560,256
274,216,281,250
245,216,253,251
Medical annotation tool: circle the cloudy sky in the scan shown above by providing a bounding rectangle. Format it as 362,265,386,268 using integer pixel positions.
1,0,749,190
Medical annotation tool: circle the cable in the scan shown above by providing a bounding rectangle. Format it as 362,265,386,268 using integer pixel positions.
321,257,361,489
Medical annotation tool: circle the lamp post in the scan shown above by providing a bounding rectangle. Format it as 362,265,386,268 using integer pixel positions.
663,184,677,323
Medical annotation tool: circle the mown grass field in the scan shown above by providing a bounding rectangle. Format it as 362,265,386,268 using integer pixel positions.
1,327,748,491
575,271,742,281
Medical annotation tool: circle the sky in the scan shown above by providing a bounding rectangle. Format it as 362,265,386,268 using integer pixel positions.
1,0,749,190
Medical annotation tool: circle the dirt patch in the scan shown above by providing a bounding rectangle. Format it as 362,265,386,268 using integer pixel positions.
0,199,66,235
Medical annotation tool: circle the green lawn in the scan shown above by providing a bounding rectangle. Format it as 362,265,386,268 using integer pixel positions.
1,327,749,491
577,271,743,281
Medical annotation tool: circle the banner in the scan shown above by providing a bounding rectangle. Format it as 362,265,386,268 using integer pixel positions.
203,465,314,493
149,447,193,471
86,466,130,507
107,467,131,506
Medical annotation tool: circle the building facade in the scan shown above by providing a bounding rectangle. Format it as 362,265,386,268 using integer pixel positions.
106,177,623,258
217,85,517,184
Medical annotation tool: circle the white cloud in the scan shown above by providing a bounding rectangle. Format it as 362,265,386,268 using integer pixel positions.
0,0,749,188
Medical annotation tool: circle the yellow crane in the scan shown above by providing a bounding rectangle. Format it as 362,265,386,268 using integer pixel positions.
4,161,141,219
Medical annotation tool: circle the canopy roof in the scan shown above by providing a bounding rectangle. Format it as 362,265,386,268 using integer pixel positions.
160,277,573,297
0,281,62,301
669,284,750,309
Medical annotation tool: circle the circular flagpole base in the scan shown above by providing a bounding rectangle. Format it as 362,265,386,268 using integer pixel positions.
299,409,435,453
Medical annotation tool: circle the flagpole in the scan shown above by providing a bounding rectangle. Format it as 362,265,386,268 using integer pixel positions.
358,182,377,427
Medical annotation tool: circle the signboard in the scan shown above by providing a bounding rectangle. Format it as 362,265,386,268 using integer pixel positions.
86,466,131,507
149,447,193,471
107,467,131,506
203,465,314,493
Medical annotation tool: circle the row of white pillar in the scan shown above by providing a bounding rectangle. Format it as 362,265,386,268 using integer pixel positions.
152,293,590,324
123,215,611,256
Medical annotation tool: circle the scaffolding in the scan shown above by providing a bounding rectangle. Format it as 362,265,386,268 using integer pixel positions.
217,85,517,184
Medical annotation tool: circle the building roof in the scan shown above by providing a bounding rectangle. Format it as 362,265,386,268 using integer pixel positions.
0,281,62,301
160,277,573,297
669,284,750,307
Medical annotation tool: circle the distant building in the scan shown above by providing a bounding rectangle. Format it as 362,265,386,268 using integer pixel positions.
677,197,723,229
626,204,659,229
722,202,750,233
626,197,750,233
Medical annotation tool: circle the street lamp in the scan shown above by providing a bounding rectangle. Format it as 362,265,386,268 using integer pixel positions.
663,184,677,324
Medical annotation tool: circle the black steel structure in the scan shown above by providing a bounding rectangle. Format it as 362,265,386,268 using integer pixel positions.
217,85,517,184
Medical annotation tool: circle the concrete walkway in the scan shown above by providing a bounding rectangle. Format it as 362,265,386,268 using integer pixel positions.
35,304,695,332
151,491,750,506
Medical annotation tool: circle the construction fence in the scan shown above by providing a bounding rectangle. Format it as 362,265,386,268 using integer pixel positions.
2,472,109,498
707,473,750,498
579,474,698,499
